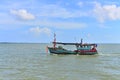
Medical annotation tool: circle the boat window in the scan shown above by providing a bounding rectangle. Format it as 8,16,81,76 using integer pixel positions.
58,46,63,49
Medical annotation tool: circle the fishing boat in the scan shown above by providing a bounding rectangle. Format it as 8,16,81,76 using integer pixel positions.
47,34,98,55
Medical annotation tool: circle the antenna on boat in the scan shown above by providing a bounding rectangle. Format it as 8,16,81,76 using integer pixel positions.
81,38,83,44
53,33,56,48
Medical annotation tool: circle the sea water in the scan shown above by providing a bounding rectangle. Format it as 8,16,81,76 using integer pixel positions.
0,43,120,80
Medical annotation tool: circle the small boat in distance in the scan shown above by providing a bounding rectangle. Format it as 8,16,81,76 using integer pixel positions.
47,33,98,55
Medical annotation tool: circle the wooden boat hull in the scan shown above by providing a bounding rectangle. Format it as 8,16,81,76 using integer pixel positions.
48,47,98,55
78,51,98,55
48,47,77,55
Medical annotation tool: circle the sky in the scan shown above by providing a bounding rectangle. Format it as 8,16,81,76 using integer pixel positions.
1,0,120,43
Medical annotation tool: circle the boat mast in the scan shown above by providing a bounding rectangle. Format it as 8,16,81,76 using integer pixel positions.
75,38,83,50
81,38,83,44
53,33,56,48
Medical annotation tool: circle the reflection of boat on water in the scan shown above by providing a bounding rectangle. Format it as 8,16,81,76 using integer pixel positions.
47,34,98,55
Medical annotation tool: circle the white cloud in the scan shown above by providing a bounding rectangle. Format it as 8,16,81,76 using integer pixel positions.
29,26,52,36
10,9,35,20
93,2,120,22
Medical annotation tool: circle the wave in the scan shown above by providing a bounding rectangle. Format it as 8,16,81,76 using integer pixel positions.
98,52,120,56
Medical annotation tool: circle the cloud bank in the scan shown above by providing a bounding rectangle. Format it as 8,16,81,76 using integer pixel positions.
93,2,120,22
10,9,35,20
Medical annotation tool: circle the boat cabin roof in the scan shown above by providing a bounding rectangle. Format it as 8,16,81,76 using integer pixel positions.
53,42,97,46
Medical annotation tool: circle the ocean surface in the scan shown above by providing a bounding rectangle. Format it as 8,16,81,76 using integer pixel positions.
0,43,120,80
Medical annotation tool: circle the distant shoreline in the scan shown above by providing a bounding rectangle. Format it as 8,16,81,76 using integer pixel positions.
0,42,49,44
0,42,120,44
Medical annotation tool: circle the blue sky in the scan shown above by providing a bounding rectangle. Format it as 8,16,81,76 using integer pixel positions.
0,0,120,43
